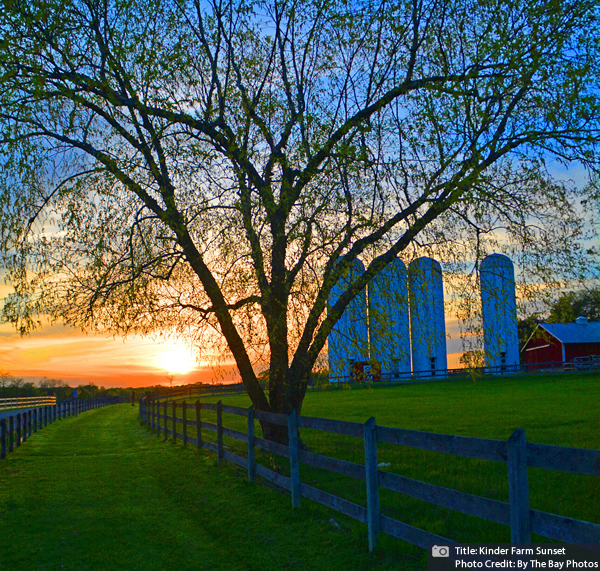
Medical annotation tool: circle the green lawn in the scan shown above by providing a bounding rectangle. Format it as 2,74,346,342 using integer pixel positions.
0,404,416,571
194,371,599,447
166,372,600,546
1,373,598,571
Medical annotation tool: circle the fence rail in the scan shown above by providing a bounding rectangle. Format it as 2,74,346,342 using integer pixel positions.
139,397,600,552
0,397,123,460
0,396,56,410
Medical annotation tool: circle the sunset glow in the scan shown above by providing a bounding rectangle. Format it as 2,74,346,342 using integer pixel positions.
155,347,198,375
0,316,243,389
0,263,469,389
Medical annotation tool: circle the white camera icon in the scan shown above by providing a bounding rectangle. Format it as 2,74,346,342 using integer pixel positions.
432,545,450,557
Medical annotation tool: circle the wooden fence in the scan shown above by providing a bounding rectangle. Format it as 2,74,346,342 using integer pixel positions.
0,397,123,460
0,396,56,410
139,397,600,552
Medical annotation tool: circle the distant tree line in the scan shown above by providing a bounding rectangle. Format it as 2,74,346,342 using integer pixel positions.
0,376,235,402
546,289,600,324
0,374,134,401
518,288,600,351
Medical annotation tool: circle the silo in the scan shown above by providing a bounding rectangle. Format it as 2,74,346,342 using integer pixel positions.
408,257,447,377
480,254,519,373
369,258,411,380
327,259,369,382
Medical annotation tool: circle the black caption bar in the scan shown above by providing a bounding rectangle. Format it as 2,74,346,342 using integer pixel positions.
428,544,600,570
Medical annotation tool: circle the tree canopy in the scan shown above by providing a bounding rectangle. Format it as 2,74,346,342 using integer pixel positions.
1,0,599,430
548,288,600,323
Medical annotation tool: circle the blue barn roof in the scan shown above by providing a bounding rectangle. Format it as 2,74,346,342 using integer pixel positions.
540,322,600,344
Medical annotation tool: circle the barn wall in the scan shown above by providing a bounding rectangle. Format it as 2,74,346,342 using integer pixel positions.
523,332,563,367
564,342,600,361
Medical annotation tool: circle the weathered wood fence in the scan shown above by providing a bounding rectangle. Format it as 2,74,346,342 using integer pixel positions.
139,397,600,552
0,396,57,410
0,397,122,460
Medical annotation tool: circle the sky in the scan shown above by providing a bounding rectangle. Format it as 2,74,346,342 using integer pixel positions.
0,279,240,388
0,263,469,388
0,292,465,388
0,161,591,389
0,319,239,388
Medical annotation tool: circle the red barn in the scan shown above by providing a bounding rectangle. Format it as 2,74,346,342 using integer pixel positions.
522,317,600,368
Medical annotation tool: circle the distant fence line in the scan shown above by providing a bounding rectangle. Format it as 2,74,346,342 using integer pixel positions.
151,359,600,402
0,397,124,460
139,397,600,554
151,383,246,400
0,396,56,410
328,358,600,384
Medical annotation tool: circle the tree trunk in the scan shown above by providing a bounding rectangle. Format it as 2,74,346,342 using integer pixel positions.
259,368,312,446
260,420,289,446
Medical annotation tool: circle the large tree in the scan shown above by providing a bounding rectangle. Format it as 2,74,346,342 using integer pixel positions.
1,0,598,437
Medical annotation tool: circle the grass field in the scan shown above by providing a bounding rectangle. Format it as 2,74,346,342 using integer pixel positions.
165,372,600,547
0,404,408,571
1,372,598,570
199,371,600,446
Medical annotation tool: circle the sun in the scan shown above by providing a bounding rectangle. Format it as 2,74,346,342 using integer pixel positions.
157,347,197,375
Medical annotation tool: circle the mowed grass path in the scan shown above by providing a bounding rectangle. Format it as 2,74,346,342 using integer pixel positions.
0,404,412,571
